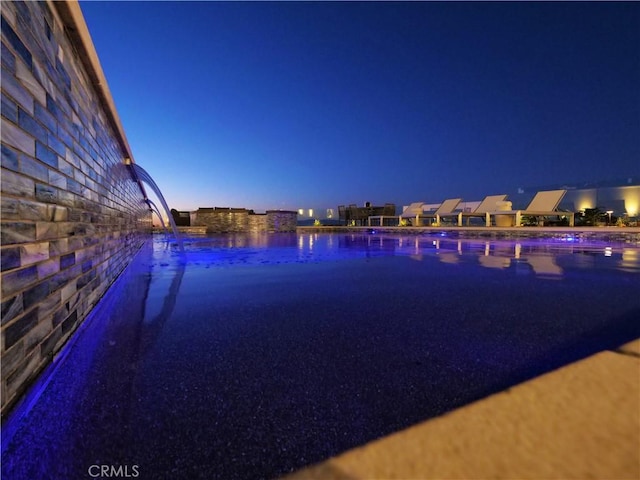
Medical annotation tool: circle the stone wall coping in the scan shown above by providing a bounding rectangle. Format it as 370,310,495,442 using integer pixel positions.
50,1,134,163
51,1,147,200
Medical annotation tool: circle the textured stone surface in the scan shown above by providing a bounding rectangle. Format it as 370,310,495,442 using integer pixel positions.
1,247,21,272
1,72,35,116
1,2,151,416
1,169,34,197
194,207,298,233
19,242,49,266
1,143,19,170
1,222,37,244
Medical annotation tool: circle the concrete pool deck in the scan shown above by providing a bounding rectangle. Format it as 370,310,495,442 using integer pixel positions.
284,339,640,480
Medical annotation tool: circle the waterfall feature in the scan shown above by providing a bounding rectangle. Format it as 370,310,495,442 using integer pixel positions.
126,160,184,251
147,199,167,231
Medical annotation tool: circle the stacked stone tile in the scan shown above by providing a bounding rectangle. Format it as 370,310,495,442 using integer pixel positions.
194,207,297,233
1,2,150,416
265,210,298,232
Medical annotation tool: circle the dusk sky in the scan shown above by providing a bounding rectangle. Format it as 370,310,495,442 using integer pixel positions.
79,1,640,214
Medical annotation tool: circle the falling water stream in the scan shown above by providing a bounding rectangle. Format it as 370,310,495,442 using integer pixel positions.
147,198,167,231
126,161,184,251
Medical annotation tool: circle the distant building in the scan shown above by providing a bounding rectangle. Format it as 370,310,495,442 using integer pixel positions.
515,177,639,218
192,207,297,233
296,207,349,226
170,209,191,226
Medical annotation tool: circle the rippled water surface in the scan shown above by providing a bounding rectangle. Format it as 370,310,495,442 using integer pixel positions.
3,233,639,480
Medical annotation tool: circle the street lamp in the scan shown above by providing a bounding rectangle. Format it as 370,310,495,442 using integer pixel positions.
606,210,613,225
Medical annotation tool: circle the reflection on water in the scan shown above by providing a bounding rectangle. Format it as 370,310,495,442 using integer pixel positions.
181,232,298,249
621,248,639,273
430,240,564,277
365,234,640,277
158,232,640,278
303,233,637,277
169,232,640,276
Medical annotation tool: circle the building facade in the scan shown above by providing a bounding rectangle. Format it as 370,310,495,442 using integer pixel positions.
192,207,298,233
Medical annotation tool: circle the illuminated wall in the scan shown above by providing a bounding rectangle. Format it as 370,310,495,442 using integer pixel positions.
562,185,640,217
564,188,597,213
598,185,639,217
193,208,297,233
1,1,150,416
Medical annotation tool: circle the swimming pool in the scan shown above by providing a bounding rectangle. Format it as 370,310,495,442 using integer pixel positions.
3,232,639,479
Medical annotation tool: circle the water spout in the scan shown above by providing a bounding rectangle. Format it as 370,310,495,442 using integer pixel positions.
126,160,184,251
147,199,167,231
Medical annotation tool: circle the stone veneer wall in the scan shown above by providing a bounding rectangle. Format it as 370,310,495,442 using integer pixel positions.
265,210,298,232
1,1,151,416
194,208,298,233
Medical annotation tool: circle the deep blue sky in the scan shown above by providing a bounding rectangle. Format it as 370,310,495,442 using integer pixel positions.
80,1,639,213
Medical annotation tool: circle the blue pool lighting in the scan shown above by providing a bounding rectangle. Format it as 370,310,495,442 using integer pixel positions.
2,233,639,480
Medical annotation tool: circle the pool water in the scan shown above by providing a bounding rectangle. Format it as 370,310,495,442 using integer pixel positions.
3,233,639,479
